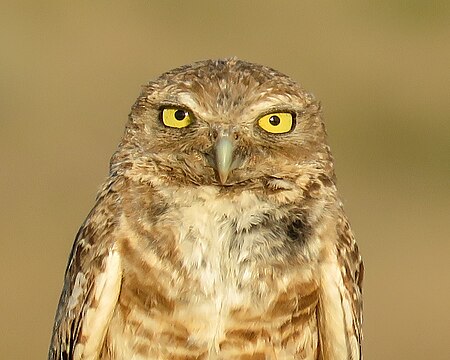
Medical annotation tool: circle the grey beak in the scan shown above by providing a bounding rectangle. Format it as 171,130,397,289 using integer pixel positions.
214,134,235,184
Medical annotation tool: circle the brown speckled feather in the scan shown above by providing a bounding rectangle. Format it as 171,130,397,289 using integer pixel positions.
49,58,363,359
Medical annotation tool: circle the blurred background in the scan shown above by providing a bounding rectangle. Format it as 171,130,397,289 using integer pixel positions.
1,1,449,358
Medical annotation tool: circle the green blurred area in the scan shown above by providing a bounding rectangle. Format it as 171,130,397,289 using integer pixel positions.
1,1,449,358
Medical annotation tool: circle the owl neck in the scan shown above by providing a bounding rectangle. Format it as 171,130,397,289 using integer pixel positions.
116,171,338,274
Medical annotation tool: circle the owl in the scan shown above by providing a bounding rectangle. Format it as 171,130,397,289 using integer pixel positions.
48,58,363,360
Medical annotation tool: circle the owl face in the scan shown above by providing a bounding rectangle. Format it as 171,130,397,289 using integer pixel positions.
117,59,332,189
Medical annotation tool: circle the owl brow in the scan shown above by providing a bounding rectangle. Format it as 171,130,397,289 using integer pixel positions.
252,105,299,118
158,101,190,110
175,93,200,110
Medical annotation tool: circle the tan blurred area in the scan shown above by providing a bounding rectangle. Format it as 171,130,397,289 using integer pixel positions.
1,1,449,358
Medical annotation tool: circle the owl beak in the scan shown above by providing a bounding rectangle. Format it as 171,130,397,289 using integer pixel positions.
214,134,235,184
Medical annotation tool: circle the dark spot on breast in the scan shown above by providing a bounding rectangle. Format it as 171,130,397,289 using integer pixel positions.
286,217,310,245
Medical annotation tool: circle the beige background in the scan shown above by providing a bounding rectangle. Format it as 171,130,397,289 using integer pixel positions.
1,1,449,359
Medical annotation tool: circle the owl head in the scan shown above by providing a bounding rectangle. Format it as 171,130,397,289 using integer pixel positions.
113,58,335,196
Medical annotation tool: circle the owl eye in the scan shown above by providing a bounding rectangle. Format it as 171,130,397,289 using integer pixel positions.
258,112,294,134
161,108,192,128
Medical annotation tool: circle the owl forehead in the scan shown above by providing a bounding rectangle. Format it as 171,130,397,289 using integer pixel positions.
147,59,311,123
174,88,298,122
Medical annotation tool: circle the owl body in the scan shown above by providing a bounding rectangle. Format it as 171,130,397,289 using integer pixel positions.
49,59,363,360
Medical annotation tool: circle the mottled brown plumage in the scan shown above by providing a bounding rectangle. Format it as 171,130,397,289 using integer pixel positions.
49,58,363,360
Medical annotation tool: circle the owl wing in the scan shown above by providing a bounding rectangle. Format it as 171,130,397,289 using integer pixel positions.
48,223,122,360
318,214,363,360
336,214,363,359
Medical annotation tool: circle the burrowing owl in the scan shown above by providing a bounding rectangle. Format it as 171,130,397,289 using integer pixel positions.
48,58,363,360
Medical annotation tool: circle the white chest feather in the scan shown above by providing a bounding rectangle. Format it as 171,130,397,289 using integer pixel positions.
163,185,279,287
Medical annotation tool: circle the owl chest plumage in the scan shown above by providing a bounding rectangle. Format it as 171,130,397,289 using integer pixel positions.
102,184,321,359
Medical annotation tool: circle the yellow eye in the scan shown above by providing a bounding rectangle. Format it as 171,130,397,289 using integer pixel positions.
258,112,294,134
161,108,192,128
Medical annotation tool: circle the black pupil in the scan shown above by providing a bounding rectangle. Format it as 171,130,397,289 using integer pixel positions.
269,115,281,126
174,110,186,121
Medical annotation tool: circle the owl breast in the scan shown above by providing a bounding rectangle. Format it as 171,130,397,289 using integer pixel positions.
104,184,321,359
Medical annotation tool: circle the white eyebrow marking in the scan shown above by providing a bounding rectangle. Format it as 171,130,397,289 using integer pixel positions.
177,93,200,110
